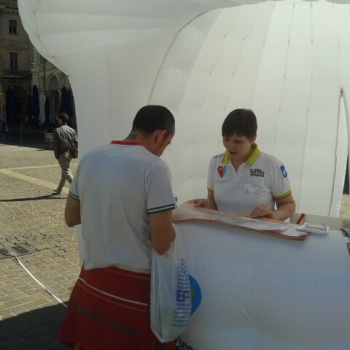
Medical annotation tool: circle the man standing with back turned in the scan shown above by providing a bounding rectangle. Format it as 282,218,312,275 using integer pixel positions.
52,112,77,195
59,105,177,349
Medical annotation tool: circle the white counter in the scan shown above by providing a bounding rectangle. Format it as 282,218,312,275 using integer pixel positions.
176,221,350,350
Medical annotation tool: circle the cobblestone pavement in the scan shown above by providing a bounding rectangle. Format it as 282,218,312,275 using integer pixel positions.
0,142,80,350
1,142,350,350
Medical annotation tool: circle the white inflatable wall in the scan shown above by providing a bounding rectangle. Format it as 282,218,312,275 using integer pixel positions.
18,0,350,217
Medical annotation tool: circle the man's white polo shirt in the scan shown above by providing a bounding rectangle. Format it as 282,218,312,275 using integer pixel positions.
69,141,176,271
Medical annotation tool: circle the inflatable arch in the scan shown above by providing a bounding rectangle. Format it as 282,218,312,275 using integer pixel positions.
18,2,350,349
18,0,350,217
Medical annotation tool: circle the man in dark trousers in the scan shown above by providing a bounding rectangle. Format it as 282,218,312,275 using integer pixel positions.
52,112,77,195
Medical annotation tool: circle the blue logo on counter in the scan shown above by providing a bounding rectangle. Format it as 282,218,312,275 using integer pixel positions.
189,275,202,314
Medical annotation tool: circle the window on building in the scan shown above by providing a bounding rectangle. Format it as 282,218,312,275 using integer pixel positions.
9,20,17,34
39,54,46,64
10,52,18,71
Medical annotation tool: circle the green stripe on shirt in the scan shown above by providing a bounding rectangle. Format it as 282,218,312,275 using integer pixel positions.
148,204,176,214
69,191,80,201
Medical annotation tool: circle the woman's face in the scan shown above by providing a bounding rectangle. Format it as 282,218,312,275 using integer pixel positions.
223,133,256,163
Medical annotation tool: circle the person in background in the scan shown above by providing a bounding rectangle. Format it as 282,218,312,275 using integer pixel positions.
0,115,7,132
59,105,177,350
193,108,295,221
52,112,77,195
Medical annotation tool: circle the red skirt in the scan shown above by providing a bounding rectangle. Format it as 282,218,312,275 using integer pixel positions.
59,266,176,350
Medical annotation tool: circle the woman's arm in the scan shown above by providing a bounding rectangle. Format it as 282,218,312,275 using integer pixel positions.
274,193,296,221
250,193,296,221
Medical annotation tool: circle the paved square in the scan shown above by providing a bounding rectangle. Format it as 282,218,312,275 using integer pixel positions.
0,143,80,349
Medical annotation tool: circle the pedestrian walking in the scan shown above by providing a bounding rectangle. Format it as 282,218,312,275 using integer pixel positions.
52,112,77,195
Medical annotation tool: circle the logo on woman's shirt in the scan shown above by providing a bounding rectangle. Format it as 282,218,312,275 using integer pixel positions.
250,168,265,177
217,165,227,178
280,165,288,178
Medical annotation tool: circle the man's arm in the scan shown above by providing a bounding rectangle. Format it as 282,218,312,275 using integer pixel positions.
65,195,81,227
149,210,175,255
52,130,60,159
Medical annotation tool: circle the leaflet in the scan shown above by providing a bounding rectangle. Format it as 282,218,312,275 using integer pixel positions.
173,202,307,240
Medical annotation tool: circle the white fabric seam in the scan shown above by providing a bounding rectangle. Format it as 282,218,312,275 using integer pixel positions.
78,277,149,307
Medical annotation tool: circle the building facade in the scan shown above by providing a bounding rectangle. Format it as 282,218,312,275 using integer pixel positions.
0,0,31,127
31,48,76,130
0,0,76,131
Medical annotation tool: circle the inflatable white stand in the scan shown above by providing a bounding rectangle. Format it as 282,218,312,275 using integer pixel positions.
18,0,350,217
176,221,350,350
17,2,350,348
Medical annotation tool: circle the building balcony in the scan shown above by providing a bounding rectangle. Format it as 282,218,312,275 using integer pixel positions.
2,70,31,78
1,0,17,10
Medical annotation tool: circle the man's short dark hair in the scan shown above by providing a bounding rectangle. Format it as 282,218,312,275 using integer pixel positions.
58,113,69,123
222,109,257,139
132,105,175,136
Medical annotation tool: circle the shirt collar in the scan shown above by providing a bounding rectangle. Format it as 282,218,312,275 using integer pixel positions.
111,140,142,146
223,143,260,165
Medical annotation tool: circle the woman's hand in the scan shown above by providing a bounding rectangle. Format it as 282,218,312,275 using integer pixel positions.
250,204,277,220
250,194,296,221
192,195,218,210
192,198,210,208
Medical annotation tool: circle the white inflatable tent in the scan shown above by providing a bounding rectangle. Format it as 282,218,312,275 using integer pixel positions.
18,0,350,217
18,2,350,350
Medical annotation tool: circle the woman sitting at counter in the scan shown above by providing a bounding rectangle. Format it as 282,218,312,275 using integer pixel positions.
193,108,296,221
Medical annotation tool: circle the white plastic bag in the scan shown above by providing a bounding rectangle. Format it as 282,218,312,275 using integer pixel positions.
150,225,192,342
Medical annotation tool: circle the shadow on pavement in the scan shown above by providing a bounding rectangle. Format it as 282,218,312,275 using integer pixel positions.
0,195,66,202
0,303,69,350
